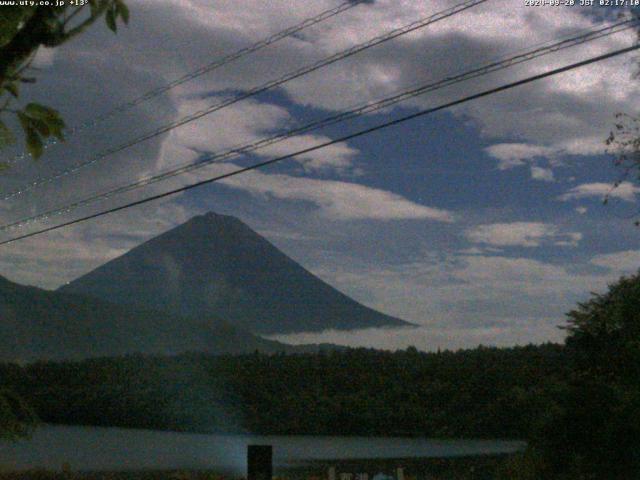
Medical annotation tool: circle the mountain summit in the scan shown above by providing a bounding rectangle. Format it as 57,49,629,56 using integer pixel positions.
60,212,411,334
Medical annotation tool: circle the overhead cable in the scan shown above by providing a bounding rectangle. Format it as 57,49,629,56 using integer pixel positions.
0,19,634,233
3,0,488,200
1,42,637,246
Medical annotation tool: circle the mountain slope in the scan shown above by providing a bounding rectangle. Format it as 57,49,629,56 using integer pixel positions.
60,212,411,334
0,275,317,362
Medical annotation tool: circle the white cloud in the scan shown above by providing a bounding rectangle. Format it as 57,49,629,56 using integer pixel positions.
220,168,455,222
154,96,360,176
5,0,637,222
465,222,581,248
0,202,193,289
590,250,640,274
268,323,563,352
32,47,56,68
457,247,485,255
559,182,640,202
112,0,640,166
555,232,583,247
530,166,554,182
271,251,629,350
485,143,557,170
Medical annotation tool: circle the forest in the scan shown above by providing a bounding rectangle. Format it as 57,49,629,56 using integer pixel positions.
0,343,568,439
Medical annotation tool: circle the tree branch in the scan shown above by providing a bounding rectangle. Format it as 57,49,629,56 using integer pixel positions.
63,3,112,42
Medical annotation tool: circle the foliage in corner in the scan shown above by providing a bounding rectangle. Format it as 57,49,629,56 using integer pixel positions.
512,271,640,478
605,113,640,224
564,270,640,384
0,1,129,161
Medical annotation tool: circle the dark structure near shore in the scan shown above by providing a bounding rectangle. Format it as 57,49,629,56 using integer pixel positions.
248,445,273,480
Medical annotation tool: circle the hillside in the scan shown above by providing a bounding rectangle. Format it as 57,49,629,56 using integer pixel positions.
0,275,318,361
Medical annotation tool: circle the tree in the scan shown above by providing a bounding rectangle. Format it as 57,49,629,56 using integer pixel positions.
603,8,640,216
0,1,129,163
539,273,640,478
605,113,640,223
501,274,640,478
0,388,37,440
564,271,640,384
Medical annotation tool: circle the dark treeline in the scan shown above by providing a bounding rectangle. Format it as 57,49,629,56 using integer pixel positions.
0,343,568,439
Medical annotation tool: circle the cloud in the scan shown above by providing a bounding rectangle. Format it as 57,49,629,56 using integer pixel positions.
559,182,640,202
465,222,581,248
0,202,194,289
590,250,640,274
530,166,554,182
220,168,455,221
112,0,640,167
485,143,557,170
33,47,56,68
6,0,637,223
268,323,563,352
150,96,361,181
457,247,485,255
271,251,629,350
280,1,640,163
554,232,583,247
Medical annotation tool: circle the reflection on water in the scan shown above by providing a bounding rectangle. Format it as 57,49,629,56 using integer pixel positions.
0,425,526,473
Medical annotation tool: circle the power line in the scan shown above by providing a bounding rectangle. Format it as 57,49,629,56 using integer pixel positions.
3,0,487,201
7,0,367,165
1,19,634,233
1,43,637,246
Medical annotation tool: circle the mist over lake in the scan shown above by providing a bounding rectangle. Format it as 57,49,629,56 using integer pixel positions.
0,425,526,474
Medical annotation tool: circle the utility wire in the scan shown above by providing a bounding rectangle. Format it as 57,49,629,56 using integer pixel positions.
0,19,634,233
1,43,637,246
7,0,367,165
3,0,488,201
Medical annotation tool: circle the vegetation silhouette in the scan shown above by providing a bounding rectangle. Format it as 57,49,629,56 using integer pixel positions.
0,1,129,162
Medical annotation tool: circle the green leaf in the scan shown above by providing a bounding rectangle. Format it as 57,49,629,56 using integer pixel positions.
24,126,43,159
30,118,50,137
0,119,15,147
16,111,30,132
0,8,37,48
17,105,66,152
17,111,45,159
24,103,59,121
115,0,129,24
47,115,65,139
88,0,98,16
5,82,18,98
49,121,65,142
106,7,117,32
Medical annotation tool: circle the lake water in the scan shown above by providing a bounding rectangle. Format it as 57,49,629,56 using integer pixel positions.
0,425,526,473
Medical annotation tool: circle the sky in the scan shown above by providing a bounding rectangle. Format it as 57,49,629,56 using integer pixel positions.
1,0,640,351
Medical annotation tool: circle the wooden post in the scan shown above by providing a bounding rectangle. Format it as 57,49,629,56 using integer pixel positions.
248,445,272,480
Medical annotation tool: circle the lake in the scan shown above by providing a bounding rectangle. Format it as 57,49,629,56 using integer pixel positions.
0,425,526,474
